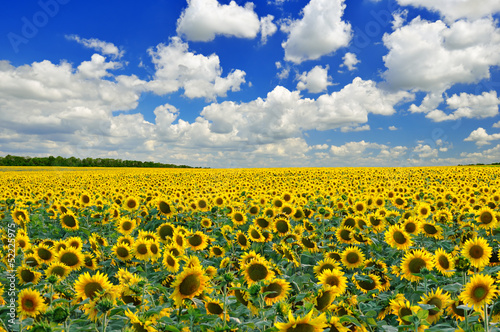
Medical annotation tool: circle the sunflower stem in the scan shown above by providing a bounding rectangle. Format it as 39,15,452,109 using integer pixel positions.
484,303,489,332
222,284,228,328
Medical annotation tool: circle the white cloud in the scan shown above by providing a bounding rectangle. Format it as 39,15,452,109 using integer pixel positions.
388,126,398,130
392,10,408,30
459,143,500,164
341,52,360,71
77,54,122,79
382,17,500,92
330,140,386,157
146,37,246,100
176,0,261,41
409,92,444,114
426,91,500,122
296,65,332,93
260,15,277,44
66,35,124,59
281,0,352,63
396,0,500,22
413,144,438,158
464,127,500,146
493,121,500,128
340,124,370,132
275,61,290,80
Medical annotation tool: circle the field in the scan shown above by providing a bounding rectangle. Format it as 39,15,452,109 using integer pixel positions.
0,166,499,332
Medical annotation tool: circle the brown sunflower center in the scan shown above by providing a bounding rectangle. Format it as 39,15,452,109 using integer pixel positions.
469,245,484,259
325,275,340,286
340,229,351,241
480,212,493,224
256,218,269,228
234,213,244,222
405,222,416,233
116,247,130,258
179,274,201,296
127,200,137,209
286,323,315,332
166,255,175,266
37,248,52,261
247,263,268,282
301,237,315,249
136,244,148,255
51,266,66,277
250,229,261,239
60,252,79,267
399,307,412,325
212,247,223,256
427,297,442,315
393,231,407,244
263,282,283,299
159,201,171,214
346,252,360,264
206,302,223,315
357,277,376,291
198,200,207,209
315,290,334,311
438,255,450,269
319,263,336,274
84,281,104,300
62,215,76,227
423,224,437,234
122,221,133,231
472,285,488,302
23,299,34,309
237,234,247,246
275,220,289,233
395,198,405,206
21,269,35,282
282,206,293,215
159,225,173,240
408,257,426,274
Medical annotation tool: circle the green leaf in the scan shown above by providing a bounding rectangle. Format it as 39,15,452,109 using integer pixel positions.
416,309,429,320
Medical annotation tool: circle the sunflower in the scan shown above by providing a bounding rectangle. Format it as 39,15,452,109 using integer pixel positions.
336,226,355,244
353,200,367,214
275,310,327,332
12,208,30,227
248,226,265,242
56,247,85,271
80,192,92,206
18,288,47,319
15,233,31,251
421,221,443,239
156,199,173,217
247,205,260,216
460,273,498,311
171,266,210,306
419,288,451,324
291,207,305,221
45,262,70,280
434,248,455,277
390,299,422,327
461,237,492,269
162,252,180,273
400,249,434,282
230,210,247,226
64,236,83,252
235,231,251,250
300,235,319,253
402,217,421,235
200,218,212,228
313,257,341,276
132,238,151,261
60,212,79,231
209,245,226,258
341,246,365,269
353,272,381,294
326,316,349,332
123,196,140,212
156,222,175,243
367,213,385,233
447,299,466,321
204,298,226,320
254,217,271,230
172,231,187,251
34,244,55,264
112,243,133,261
385,224,413,250
273,217,291,236
313,288,336,312
16,265,42,285
416,202,432,219
242,257,275,286
187,231,209,251
116,217,137,236
261,278,291,306
476,206,497,229
74,271,113,301
317,269,347,297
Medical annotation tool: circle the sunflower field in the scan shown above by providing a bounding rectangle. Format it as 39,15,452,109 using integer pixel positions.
1,166,500,332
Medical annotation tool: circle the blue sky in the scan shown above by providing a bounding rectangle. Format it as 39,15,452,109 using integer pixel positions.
1,0,500,167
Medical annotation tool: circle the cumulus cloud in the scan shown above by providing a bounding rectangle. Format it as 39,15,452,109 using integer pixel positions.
330,140,385,156
464,127,500,146
388,126,398,130
340,124,370,133
176,0,261,41
146,37,246,100
412,144,438,158
426,91,500,122
66,35,124,59
296,65,332,93
493,121,500,128
382,17,500,92
341,52,360,71
396,0,500,22
281,0,352,63
260,15,278,44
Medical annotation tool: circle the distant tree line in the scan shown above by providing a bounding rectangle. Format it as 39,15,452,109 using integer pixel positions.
458,162,500,166
0,155,194,168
